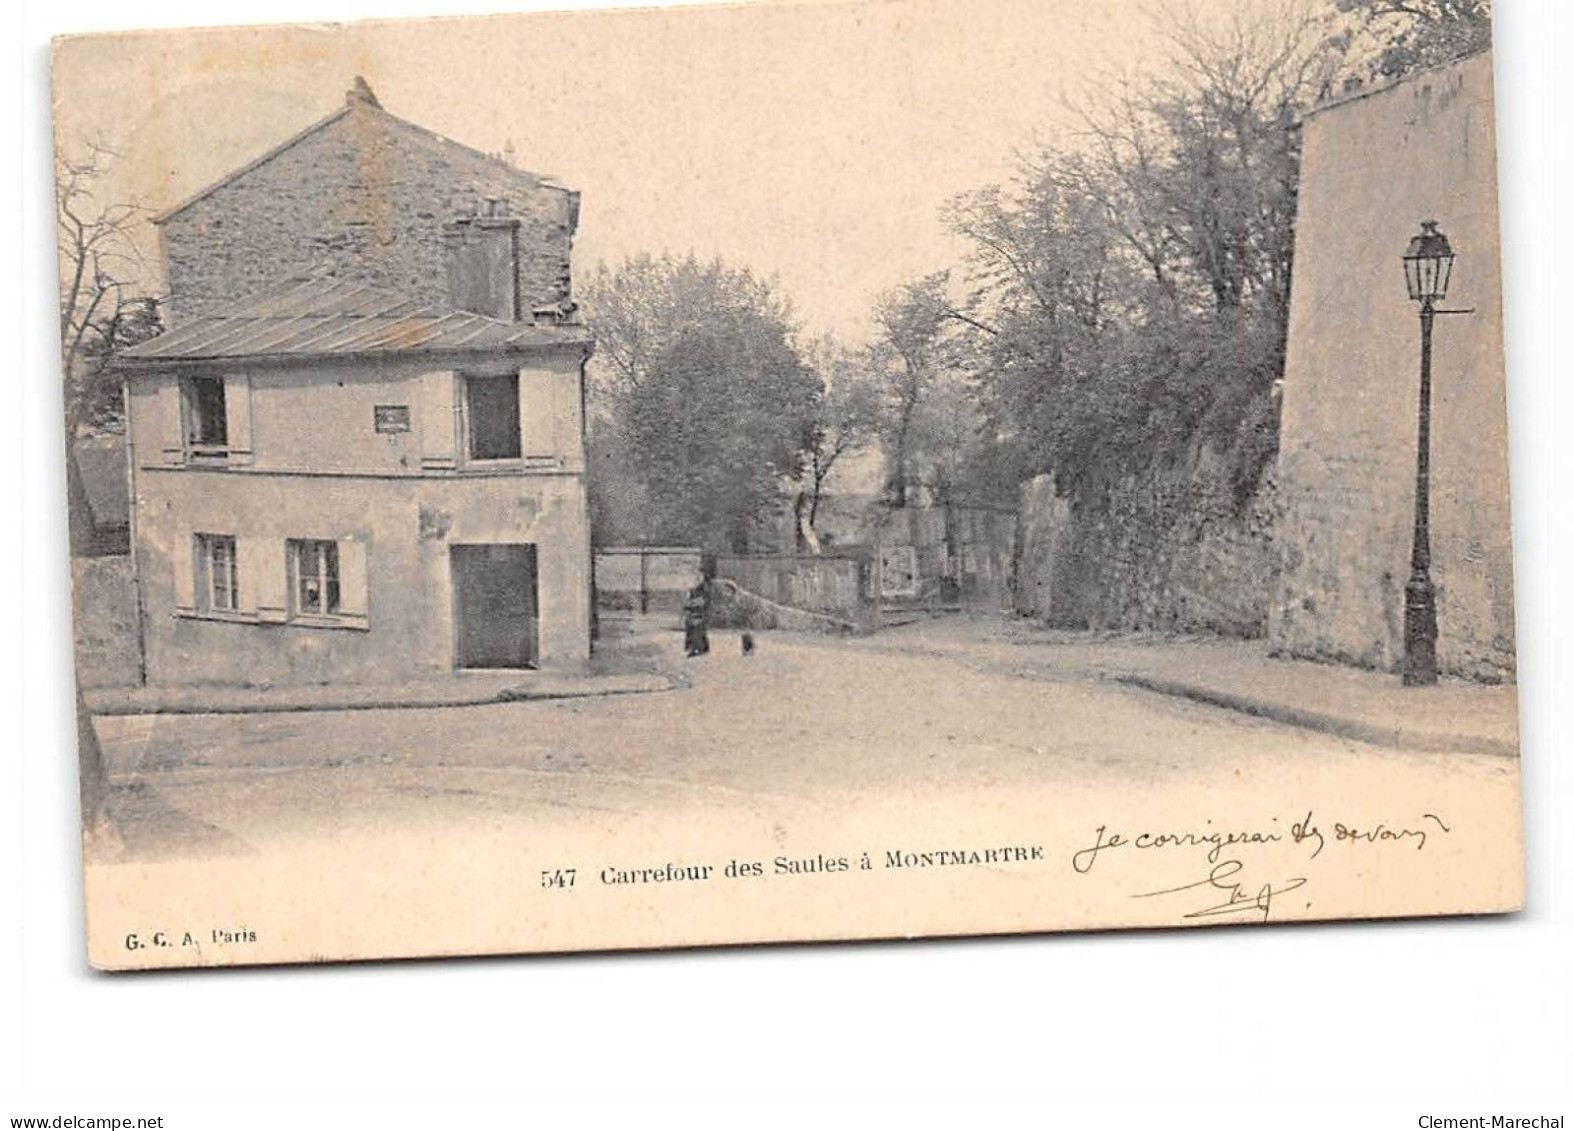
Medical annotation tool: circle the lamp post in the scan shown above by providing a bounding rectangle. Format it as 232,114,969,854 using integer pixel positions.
1399,220,1456,687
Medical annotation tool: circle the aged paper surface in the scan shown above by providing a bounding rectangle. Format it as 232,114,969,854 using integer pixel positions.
52,0,1522,970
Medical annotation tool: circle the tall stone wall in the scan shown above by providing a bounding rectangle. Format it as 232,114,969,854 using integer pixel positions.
71,555,141,689
1016,461,1276,639
158,96,576,324
1271,53,1515,681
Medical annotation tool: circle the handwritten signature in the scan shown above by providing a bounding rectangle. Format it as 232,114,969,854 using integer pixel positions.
1131,859,1307,922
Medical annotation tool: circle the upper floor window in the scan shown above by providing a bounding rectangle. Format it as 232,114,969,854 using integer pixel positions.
181,375,228,451
195,533,238,613
465,373,521,461
290,538,341,617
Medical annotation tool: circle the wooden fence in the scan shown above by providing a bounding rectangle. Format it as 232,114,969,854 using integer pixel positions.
714,553,866,620
594,546,703,613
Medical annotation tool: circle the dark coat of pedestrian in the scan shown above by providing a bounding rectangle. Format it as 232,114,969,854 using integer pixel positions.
683,581,711,657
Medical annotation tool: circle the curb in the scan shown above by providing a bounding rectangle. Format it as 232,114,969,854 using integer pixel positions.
1109,673,1518,758
86,673,684,717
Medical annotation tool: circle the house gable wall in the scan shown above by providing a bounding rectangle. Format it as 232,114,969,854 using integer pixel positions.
159,103,575,324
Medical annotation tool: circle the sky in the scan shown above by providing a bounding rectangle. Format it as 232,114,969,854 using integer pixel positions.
50,0,1178,342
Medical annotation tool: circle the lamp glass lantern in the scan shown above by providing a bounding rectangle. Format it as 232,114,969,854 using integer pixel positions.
1403,219,1455,305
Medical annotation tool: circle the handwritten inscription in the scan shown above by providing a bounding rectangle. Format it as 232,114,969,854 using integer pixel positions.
1070,810,1452,923
1071,810,1451,874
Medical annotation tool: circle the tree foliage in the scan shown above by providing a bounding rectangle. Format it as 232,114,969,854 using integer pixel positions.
1335,0,1491,80
939,1,1351,509
581,254,821,551
582,253,797,401
579,0,1495,549
868,273,973,507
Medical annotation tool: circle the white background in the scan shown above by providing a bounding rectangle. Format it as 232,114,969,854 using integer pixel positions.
7,1,1572,1126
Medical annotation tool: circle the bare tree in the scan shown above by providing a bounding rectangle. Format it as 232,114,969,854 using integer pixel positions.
58,138,158,440
56,137,158,849
935,0,1351,509
797,336,883,549
1068,0,1345,319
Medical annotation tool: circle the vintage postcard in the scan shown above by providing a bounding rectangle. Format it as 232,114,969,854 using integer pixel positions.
52,0,1522,970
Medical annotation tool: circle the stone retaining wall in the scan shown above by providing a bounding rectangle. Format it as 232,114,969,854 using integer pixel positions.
1016,465,1276,640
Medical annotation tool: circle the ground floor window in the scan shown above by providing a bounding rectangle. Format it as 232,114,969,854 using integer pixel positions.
176,534,366,629
290,538,341,616
196,533,238,612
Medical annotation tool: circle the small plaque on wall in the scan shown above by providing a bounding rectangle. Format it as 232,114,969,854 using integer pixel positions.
374,405,412,433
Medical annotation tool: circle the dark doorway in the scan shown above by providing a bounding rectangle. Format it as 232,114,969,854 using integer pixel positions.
452,543,538,669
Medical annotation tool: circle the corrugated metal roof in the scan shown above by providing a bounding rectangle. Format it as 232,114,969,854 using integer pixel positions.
116,277,590,368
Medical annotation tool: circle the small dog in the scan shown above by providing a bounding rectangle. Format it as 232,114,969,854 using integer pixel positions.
740,631,756,656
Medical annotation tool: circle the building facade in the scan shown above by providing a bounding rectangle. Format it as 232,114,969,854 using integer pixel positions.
1271,51,1514,681
116,82,594,686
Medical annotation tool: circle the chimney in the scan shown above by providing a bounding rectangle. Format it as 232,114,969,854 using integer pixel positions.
346,76,382,109
443,201,521,321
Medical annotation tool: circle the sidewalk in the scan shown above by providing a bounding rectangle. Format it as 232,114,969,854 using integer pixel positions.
84,668,683,716
852,618,1519,757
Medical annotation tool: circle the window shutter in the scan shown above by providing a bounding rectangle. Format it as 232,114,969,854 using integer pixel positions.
338,537,369,620
240,536,286,622
172,534,197,612
224,373,253,464
519,366,556,459
418,371,458,470
157,379,185,465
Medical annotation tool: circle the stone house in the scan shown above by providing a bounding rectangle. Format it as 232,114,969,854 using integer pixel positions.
1271,51,1514,680
112,81,594,685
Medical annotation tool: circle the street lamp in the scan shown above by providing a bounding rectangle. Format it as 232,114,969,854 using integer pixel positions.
1399,220,1456,686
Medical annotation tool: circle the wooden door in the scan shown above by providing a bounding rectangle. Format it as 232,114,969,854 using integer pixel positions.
452,543,538,669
